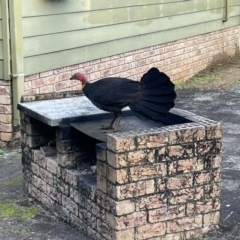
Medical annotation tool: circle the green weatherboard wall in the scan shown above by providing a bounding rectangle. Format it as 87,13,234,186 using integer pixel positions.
6,0,240,76
0,0,4,79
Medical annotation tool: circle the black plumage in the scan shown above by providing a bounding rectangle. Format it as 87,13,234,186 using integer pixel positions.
70,67,177,132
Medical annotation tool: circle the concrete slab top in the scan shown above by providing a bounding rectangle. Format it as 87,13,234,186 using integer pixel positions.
17,96,121,126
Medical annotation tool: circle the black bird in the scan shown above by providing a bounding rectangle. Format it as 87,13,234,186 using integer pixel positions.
70,67,176,132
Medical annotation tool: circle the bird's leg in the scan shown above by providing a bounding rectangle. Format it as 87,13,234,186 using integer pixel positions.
101,113,117,130
104,112,122,133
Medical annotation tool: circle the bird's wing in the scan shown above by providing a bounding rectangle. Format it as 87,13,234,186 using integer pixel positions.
84,78,142,109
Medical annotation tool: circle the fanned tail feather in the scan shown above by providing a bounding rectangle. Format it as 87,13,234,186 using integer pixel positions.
130,68,176,121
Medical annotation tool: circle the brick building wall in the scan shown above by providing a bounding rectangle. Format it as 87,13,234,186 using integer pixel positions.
24,26,240,95
0,26,239,146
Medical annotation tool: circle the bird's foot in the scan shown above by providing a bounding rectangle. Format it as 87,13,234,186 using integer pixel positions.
103,128,121,134
101,124,113,130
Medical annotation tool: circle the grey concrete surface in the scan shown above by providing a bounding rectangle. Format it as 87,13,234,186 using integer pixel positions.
1,83,240,239
18,96,130,126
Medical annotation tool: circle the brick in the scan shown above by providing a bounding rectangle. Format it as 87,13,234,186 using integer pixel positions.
59,71,72,81
29,183,41,200
40,70,53,77
149,204,185,223
0,86,10,94
213,168,221,182
115,199,135,216
39,85,54,93
97,161,106,178
129,163,167,181
0,113,12,123
46,158,61,177
112,228,135,240
202,154,222,169
0,95,11,104
89,72,101,81
168,158,204,175
97,192,134,216
109,179,155,200
136,131,168,149
151,234,183,240
97,219,112,240
31,162,40,176
25,73,39,81
158,174,193,191
32,175,47,193
167,215,203,233
69,187,80,204
33,150,47,168
32,78,45,88
107,149,155,168
0,104,12,114
39,167,54,186
169,125,205,144
204,211,220,226
193,199,220,214
95,143,107,161
135,222,166,239
97,175,107,193
186,202,195,215
46,184,62,203
136,194,167,211
194,171,213,185
205,183,220,198
195,140,222,156
63,169,82,188
107,166,128,184
107,134,136,153
62,195,78,216
106,211,146,230
169,187,204,205
54,178,69,196
166,144,194,160
40,191,55,209
1,132,12,141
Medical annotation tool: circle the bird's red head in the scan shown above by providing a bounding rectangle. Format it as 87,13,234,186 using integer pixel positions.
70,72,88,85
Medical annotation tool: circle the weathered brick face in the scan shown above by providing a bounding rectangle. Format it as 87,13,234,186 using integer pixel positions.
20,107,222,240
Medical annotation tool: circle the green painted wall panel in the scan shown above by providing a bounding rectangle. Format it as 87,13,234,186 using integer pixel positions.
21,0,200,17
23,1,239,37
0,60,3,79
0,20,2,39
24,15,240,75
22,0,240,17
0,0,2,19
23,7,240,57
0,40,3,60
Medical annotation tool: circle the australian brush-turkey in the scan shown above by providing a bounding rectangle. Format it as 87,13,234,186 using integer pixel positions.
70,67,176,132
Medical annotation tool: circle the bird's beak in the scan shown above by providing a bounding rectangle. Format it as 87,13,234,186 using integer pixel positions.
70,76,74,80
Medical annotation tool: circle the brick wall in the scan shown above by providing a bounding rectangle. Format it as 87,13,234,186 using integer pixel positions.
0,80,20,148
0,25,239,146
20,108,222,240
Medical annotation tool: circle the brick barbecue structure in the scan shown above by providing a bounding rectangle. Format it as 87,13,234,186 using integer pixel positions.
18,96,222,240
